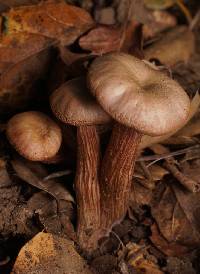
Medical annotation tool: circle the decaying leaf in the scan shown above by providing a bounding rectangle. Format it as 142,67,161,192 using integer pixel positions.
0,32,55,74
79,24,123,54
0,0,40,9
144,0,175,10
150,223,190,256
3,2,94,45
126,242,163,274
144,26,195,67
130,180,154,207
0,47,51,114
149,143,200,192
151,182,200,255
143,10,177,39
165,256,196,274
11,157,74,203
140,92,200,149
114,0,153,25
135,162,168,182
28,192,76,240
12,232,94,274
144,0,192,22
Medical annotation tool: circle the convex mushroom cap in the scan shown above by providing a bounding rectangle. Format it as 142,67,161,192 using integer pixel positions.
50,77,111,125
87,52,190,136
7,111,62,161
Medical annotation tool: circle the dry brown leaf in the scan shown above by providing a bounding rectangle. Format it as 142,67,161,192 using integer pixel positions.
143,10,177,39
0,32,55,74
126,242,163,274
144,0,175,10
149,164,169,181
11,157,74,203
144,26,195,67
151,183,200,254
79,24,122,54
0,0,40,9
4,2,94,45
140,92,200,149
12,232,94,274
59,46,88,66
150,223,189,256
135,163,168,182
130,180,154,207
0,47,51,114
115,0,153,25
28,192,76,240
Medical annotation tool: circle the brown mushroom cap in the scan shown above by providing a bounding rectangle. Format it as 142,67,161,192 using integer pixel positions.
50,77,111,126
88,53,190,136
7,111,62,161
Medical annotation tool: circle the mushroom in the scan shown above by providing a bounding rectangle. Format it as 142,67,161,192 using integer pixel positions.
7,111,62,162
50,77,111,250
87,52,190,232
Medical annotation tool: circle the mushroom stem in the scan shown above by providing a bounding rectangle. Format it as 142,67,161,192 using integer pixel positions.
76,125,101,249
100,123,142,231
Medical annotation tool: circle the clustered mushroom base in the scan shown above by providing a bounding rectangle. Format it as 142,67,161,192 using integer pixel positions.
50,53,190,253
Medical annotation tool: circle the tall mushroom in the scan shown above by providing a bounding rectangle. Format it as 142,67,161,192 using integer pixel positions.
87,52,190,232
7,111,62,162
50,77,111,250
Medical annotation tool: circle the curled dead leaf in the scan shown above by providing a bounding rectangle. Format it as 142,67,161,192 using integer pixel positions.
144,26,195,67
143,10,177,39
3,2,94,45
151,183,200,255
0,32,55,74
144,0,175,10
150,223,190,256
0,48,51,114
11,157,74,203
126,242,164,274
79,24,122,55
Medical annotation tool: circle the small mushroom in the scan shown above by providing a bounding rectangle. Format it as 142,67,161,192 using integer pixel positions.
88,52,190,232
7,111,62,162
50,77,111,250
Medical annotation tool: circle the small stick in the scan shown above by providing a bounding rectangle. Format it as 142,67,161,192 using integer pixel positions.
190,9,200,30
148,144,200,192
163,160,200,192
176,0,192,24
139,161,152,180
138,145,200,163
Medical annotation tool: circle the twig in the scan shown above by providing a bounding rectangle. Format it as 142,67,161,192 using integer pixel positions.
190,9,200,30
176,0,192,24
163,160,200,192
138,145,200,165
110,230,125,250
147,144,200,192
118,0,132,51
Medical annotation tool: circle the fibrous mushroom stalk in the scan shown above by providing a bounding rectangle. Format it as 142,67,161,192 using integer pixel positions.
76,125,101,250
100,123,141,231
